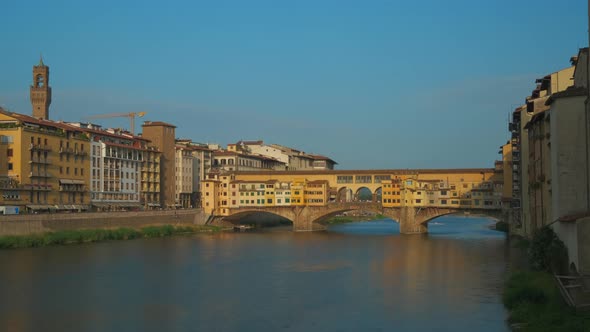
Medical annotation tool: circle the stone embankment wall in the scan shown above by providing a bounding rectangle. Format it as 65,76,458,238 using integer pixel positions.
0,209,210,236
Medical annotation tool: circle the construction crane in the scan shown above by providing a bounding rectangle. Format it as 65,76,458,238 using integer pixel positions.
84,112,147,135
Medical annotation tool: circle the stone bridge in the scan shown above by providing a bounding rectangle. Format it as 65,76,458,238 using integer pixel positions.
222,203,500,234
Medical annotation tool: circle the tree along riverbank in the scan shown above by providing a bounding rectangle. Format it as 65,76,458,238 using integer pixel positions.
503,228,590,331
325,214,387,225
0,225,223,249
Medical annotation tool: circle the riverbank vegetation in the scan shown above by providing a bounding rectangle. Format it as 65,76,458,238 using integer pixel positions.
503,227,590,331
0,225,222,249
494,220,509,232
504,270,590,331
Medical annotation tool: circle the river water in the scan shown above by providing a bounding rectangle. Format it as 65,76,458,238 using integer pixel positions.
0,216,509,332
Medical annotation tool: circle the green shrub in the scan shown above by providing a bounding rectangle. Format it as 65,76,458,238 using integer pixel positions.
0,224,221,249
503,270,590,332
495,221,509,232
503,271,549,309
529,227,569,273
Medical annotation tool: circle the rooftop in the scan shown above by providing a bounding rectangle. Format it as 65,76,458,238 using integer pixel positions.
142,121,177,128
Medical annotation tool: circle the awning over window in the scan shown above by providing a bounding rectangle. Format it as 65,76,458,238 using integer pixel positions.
92,202,142,208
26,204,54,210
54,205,90,210
59,179,85,185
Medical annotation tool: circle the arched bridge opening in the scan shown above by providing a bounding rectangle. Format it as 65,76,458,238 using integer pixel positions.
311,207,399,226
221,205,501,234
220,211,293,228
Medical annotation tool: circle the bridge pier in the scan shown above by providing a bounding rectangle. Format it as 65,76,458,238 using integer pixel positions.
398,206,428,234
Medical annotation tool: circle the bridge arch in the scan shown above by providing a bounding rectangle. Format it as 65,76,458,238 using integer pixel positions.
354,187,373,202
418,211,458,225
221,205,503,234
310,207,398,225
222,210,295,227
337,187,353,203
374,187,382,203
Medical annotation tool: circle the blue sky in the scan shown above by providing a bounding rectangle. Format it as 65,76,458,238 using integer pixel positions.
1,0,588,169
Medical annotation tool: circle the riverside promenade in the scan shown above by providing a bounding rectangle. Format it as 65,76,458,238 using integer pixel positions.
0,209,209,236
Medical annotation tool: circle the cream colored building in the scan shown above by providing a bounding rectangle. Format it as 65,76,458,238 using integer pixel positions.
236,180,266,208
509,65,575,236
212,150,286,172
175,145,194,208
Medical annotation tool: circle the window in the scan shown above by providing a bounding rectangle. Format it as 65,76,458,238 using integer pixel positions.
66,167,70,174
267,199,272,204
355,175,372,183
6,149,13,157
60,166,63,174
337,175,353,184
415,199,422,203
74,168,78,175
374,175,391,183
440,199,447,205
7,163,13,171
285,198,290,203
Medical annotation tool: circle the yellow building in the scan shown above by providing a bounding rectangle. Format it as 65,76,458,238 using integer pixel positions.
381,178,402,207
290,179,305,206
303,180,329,206
0,109,91,212
201,173,221,215
141,147,162,209
236,180,265,208
263,180,277,206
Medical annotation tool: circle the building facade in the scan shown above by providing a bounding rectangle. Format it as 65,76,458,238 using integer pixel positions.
175,145,194,208
141,121,176,208
0,109,91,212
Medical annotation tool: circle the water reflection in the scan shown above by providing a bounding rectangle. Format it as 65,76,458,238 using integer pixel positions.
0,216,508,332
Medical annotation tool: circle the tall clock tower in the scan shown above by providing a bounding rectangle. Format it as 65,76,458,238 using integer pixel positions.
30,56,52,120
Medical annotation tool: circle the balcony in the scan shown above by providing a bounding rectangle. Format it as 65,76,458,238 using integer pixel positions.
59,147,74,154
29,157,51,165
29,144,52,152
59,185,87,192
28,172,51,178
74,150,88,156
21,183,52,191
